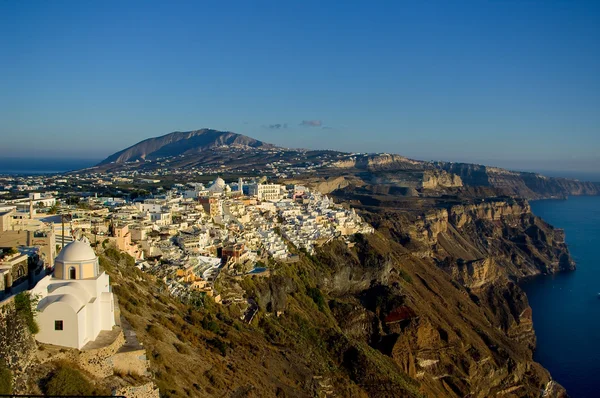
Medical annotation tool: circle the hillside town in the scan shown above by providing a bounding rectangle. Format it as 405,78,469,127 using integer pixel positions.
0,174,373,311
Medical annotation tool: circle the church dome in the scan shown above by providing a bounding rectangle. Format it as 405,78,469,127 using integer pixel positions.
208,177,226,192
56,240,97,263
54,240,99,280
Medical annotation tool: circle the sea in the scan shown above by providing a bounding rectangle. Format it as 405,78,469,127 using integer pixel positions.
0,157,100,175
522,196,600,398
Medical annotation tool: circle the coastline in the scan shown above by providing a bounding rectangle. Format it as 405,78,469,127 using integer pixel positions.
519,196,600,397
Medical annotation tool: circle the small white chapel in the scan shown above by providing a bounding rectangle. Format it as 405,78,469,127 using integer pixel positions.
31,238,115,349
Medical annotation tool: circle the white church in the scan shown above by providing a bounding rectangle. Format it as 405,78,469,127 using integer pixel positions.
31,238,116,349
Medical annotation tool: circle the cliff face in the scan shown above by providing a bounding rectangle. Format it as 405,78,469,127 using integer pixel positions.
322,198,572,397
420,170,463,189
436,162,600,198
331,154,424,171
311,231,567,397
330,154,599,198
230,194,572,397
397,198,573,281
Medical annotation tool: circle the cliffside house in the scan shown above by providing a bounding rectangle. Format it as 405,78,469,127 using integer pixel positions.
31,239,116,349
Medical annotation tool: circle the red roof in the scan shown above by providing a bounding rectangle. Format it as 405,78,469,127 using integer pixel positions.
384,306,416,323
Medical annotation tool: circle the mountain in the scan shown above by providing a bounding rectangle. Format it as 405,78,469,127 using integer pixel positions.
98,129,275,165
96,129,600,199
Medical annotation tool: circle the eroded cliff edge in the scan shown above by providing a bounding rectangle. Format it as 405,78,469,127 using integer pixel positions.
229,195,572,397
5,197,571,397
309,197,572,397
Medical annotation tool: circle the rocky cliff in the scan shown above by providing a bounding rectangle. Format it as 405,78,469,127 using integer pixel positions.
341,198,572,396
383,198,573,280
329,153,599,198
331,153,425,171
420,170,463,189
436,162,600,198
210,195,571,397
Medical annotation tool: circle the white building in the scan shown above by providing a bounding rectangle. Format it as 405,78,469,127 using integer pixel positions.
135,200,166,213
207,177,228,195
31,239,116,349
248,183,284,201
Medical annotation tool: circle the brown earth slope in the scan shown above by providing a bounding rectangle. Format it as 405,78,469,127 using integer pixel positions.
4,196,571,397
102,195,570,397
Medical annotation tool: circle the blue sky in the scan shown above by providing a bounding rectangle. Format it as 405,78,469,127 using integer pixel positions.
1,1,599,173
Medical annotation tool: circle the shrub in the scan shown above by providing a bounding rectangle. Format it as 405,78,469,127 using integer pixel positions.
147,324,164,340
306,287,325,311
206,337,228,356
399,269,413,284
0,363,12,394
104,247,121,262
44,366,107,396
14,292,39,334
98,256,114,272
201,318,220,334
173,342,189,354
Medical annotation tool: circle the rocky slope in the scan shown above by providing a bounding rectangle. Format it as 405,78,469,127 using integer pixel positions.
3,195,572,397
99,129,275,165
346,197,572,396
104,196,571,397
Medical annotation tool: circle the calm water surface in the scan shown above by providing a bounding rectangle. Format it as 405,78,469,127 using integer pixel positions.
522,196,600,398
0,157,99,175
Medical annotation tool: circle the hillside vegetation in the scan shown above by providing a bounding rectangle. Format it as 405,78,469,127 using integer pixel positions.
102,197,568,397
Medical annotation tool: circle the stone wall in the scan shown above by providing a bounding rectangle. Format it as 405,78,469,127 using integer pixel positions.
114,381,160,398
38,328,126,378
78,330,125,377
112,348,150,376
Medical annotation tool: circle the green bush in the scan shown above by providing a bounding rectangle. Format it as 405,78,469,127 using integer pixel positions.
206,337,228,356
306,287,325,311
201,317,220,334
104,247,121,262
0,363,12,394
14,292,39,334
98,256,114,273
44,366,107,396
103,247,135,268
399,269,413,284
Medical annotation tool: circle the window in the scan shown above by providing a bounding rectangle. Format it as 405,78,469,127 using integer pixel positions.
69,266,76,279
55,320,63,331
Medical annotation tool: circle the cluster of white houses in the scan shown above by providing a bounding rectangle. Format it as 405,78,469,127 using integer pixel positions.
0,177,373,349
